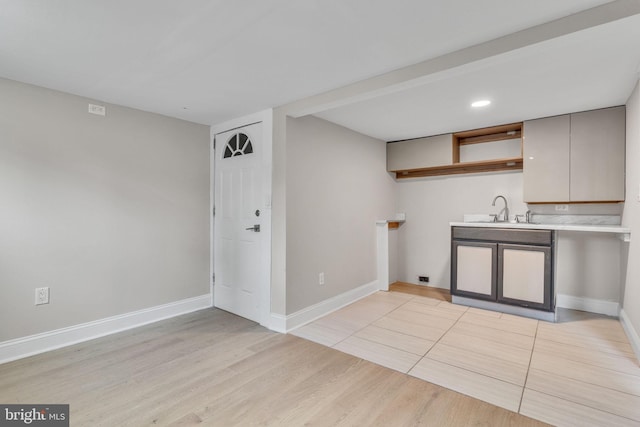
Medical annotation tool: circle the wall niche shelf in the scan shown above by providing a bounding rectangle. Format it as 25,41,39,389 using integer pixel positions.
390,122,523,179
453,122,522,151
388,220,404,229
395,157,523,179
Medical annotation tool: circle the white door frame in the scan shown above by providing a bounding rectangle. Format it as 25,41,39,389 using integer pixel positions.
210,109,273,329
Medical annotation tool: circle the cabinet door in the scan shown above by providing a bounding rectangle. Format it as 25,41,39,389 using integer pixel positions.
387,133,452,171
451,241,497,301
570,106,625,202
498,244,552,311
523,115,570,202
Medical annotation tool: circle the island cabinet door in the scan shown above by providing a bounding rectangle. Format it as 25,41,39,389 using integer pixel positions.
498,244,552,311
451,241,497,301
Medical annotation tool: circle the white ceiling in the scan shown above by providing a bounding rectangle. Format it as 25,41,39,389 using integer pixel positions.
316,13,640,140
1,0,638,141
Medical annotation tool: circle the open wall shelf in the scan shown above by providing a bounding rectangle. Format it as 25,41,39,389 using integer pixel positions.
390,122,523,179
395,157,523,179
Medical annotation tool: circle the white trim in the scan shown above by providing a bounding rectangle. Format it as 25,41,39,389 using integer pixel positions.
260,112,273,328
268,313,288,334
284,280,379,332
209,135,215,309
556,294,620,317
0,294,211,365
620,309,640,362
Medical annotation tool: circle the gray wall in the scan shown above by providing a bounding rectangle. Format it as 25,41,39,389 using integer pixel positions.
285,116,395,314
395,154,624,304
0,78,210,342
623,80,640,331
395,172,527,288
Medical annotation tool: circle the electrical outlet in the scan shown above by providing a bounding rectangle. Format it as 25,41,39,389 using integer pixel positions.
318,272,325,286
418,276,429,283
555,204,569,212
35,287,49,305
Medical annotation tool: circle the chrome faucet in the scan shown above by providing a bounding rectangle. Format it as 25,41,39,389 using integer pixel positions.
491,195,509,222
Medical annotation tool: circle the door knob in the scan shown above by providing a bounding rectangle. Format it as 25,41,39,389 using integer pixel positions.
245,224,260,232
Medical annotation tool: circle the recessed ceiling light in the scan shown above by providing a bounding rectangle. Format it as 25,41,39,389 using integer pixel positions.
471,100,491,108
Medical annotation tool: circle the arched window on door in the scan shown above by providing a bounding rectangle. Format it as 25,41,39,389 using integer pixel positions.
223,132,253,158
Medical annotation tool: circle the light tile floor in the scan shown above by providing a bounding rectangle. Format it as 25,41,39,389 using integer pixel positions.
291,291,640,427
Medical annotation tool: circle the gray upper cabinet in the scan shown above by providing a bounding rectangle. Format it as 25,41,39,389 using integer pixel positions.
570,106,625,202
387,133,452,171
523,106,625,203
523,114,571,203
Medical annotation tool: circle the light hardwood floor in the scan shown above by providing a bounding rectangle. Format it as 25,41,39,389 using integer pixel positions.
292,285,640,427
390,281,451,300
0,307,546,426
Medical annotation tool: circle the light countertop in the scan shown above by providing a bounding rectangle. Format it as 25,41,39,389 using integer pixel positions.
450,221,631,241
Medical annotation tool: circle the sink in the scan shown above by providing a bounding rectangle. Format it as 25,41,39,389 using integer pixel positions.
466,220,539,225
463,215,510,224
463,214,496,223
463,214,537,225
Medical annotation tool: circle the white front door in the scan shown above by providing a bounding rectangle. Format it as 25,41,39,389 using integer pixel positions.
214,122,264,323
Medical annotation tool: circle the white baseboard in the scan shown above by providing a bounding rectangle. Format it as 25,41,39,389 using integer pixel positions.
277,280,379,333
620,309,640,362
556,294,620,317
0,294,211,365
268,314,287,334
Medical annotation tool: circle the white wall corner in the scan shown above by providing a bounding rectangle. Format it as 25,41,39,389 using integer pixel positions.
620,309,640,362
284,280,379,333
556,294,620,317
268,313,288,334
0,294,212,365
376,221,389,291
